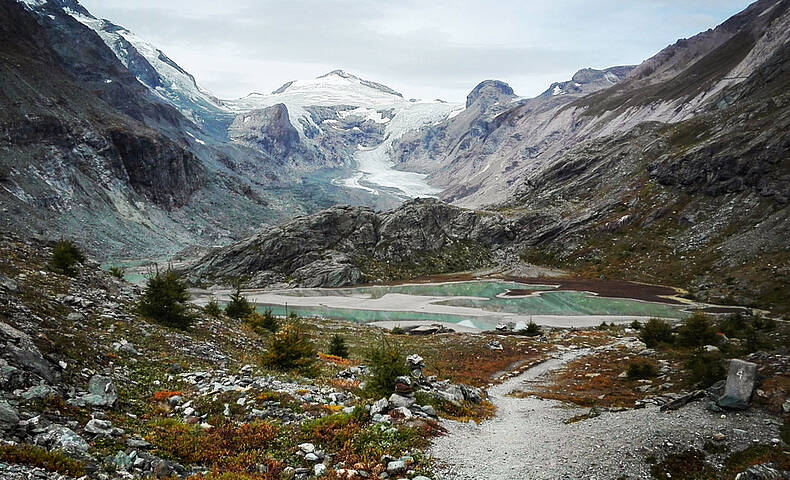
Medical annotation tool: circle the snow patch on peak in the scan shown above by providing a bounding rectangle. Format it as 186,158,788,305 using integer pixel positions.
56,4,229,128
17,0,47,8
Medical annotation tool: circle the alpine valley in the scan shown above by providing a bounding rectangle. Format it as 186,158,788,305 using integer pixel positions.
1,0,790,479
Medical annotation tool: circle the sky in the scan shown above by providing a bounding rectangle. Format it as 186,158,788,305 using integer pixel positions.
79,0,752,103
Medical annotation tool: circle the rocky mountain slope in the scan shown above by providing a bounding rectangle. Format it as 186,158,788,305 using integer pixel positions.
392,0,789,208
185,198,515,288
60,0,233,139
508,33,790,313
389,66,634,202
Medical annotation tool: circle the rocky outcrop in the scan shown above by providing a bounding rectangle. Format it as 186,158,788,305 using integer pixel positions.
229,103,319,166
185,198,515,287
466,80,515,108
538,66,634,98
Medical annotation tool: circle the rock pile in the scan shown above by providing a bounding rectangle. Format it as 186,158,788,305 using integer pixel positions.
364,353,484,426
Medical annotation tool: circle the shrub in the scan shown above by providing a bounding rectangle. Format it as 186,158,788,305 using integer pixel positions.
518,321,542,337
246,310,278,333
626,359,657,379
365,340,410,397
107,266,125,279
414,391,496,422
390,325,405,335
224,285,254,320
263,319,316,372
301,407,369,450
640,318,674,348
686,349,725,388
328,334,349,358
203,298,222,318
629,320,642,330
717,313,747,338
650,449,716,480
145,418,280,472
596,321,609,331
752,316,776,331
677,311,717,347
0,443,85,477
137,270,193,330
743,326,763,353
152,390,183,402
48,240,85,277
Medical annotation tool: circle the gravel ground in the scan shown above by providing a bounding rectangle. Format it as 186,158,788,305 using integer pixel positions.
430,348,783,480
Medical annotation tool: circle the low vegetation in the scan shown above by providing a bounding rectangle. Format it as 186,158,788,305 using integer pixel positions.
146,418,282,475
328,334,349,358
640,318,674,348
224,285,254,320
626,359,657,380
364,340,410,397
107,266,125,279
48,239,85,277
263,319,316,373
245,310,279,334
677,311,717,347
0,444,86,477
137,269,193,330
686,349,726,388
203,298,223,318
518,321,542,337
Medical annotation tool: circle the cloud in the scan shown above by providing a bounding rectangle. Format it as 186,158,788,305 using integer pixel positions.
78,0,751,102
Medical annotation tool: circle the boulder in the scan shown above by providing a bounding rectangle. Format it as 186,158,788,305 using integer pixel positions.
68,374,118,408
85,418,122,437
718,359,757,410
388,393,416,408
394,376,413,393
435,385,465,405
461,384,483,404
0,321,58,383
389,406,413,420
420,405,437,417
370,397,389,416
298,442,315,454
0,400,20,428
734,463,790,480
20,384,56,400
386,460,407,475
406,354,425,370
0,364,24,391
34,425,89,454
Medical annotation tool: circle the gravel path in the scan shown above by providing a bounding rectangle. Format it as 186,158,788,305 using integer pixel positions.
430,348,782,480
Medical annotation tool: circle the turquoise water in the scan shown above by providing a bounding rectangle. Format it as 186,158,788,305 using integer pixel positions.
277,281,555,299
254,280,687,327
254,304,501,330
436,290,685,318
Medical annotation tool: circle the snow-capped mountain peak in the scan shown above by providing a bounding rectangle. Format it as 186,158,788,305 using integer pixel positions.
229,70,407,114
19,0,232,137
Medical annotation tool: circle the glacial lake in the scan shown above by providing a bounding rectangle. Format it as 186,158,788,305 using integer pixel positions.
242,280,689,331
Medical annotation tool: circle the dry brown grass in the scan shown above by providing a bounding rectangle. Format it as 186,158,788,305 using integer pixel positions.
512,344,679,408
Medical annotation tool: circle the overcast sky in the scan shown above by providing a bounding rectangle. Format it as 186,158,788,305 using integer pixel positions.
79,0,752,102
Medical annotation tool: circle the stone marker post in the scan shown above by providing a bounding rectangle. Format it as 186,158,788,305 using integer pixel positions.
717,359,757,410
